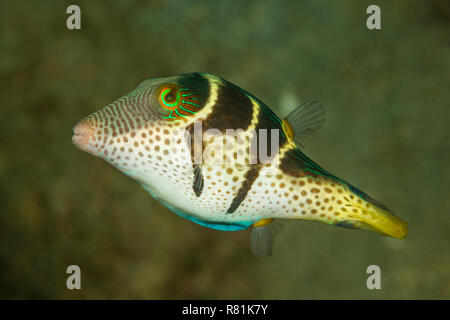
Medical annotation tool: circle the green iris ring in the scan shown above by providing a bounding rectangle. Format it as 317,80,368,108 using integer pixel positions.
161,88,181,108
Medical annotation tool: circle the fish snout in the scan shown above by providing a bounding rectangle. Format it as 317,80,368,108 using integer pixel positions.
72,119,96,154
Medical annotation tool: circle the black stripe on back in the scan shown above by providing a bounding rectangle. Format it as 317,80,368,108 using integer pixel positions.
279,148,318,178
203,80,254,132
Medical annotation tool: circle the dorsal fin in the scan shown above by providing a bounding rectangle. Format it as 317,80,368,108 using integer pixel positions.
283,99,326,147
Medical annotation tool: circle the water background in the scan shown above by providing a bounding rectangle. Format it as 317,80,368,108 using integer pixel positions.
0,0,449,299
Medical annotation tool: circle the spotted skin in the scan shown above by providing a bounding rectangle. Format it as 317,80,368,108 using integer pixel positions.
73,73,408,252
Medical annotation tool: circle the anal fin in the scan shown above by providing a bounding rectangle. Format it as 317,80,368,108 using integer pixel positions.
251,219,283,257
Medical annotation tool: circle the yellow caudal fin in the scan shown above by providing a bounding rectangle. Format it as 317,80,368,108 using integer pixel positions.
337,206,408,239
335,186,408,239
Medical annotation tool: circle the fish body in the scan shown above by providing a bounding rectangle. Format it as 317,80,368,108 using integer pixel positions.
73,73,407,256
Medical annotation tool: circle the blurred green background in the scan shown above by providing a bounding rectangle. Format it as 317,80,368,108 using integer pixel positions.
0,0,449,299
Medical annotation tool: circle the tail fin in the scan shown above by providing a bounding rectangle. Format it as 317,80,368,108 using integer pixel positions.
336,185,408,239
336,203,408,239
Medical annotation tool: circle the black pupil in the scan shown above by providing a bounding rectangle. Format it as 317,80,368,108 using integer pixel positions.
165,91,176,102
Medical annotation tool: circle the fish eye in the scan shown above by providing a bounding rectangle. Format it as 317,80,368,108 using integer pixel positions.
158,85,181,110
157,83,201,121
164,92,176,103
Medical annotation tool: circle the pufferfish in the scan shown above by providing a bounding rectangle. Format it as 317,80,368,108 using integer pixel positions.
72,73,408,257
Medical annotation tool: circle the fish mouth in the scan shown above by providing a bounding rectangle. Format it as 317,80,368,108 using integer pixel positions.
72,120,96,155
